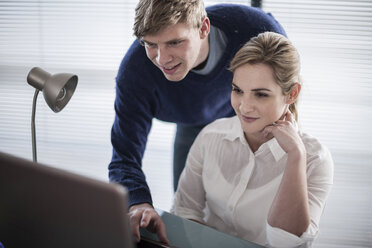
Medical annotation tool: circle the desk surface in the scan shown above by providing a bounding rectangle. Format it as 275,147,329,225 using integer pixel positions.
140,209,264,248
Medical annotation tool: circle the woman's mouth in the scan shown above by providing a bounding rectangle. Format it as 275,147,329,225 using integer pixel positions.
241,115,258,123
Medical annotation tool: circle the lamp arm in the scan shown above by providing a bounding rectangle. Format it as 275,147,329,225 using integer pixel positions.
31,89,40,163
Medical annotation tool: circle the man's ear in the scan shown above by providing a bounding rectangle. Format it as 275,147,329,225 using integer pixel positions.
286,83,301,104
199,17,210,39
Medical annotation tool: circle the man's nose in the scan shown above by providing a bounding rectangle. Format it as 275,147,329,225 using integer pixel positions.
155,47,172,66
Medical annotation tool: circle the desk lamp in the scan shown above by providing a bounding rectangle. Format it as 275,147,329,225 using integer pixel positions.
27,67,78,163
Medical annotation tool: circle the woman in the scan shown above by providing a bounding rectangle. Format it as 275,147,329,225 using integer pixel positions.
171,32,334,248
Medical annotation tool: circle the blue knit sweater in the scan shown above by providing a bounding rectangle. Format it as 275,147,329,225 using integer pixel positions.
109,4,286,206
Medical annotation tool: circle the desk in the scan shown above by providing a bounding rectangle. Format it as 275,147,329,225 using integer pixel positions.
140,209,264,248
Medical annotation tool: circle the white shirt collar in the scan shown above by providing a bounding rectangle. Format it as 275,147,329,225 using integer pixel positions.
223,116,286,162
264,138,287,162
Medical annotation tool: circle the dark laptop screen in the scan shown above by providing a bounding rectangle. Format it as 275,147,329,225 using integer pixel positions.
0,151,134,248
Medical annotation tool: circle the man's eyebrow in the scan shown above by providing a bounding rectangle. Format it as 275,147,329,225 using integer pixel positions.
165,38,183,44
141,39,155,45
141,38,184,45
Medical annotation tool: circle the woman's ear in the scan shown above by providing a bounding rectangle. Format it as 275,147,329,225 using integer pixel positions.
199,17,210,39
286,83,301,104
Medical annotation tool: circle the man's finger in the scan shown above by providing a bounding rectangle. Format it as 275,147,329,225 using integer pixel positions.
129,214,141,242
156,218,170,245
140,210,169,245
140,208,156,228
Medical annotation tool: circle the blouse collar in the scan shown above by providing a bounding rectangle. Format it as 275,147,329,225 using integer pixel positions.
223,116,286,162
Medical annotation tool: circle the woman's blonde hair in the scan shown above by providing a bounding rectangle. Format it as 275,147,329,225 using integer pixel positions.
229,32,301,121
133,0,207,40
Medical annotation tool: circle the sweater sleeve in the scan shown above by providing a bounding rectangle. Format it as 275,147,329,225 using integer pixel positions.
108,41,158,206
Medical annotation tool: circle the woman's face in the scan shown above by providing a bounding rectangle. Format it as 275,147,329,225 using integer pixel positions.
231,63,289,140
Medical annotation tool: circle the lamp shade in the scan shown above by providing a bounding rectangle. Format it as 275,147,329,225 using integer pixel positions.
27,67,78,112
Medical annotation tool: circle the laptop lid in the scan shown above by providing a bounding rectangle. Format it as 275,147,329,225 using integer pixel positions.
0,151,135,248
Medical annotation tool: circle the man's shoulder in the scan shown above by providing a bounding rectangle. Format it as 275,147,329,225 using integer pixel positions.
207,4,286,37
116,40,161,87
206,3,258,14
121,40,149,70
207,4,272,22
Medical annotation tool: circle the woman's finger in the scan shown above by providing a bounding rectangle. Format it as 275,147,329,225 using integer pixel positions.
285,111,294,122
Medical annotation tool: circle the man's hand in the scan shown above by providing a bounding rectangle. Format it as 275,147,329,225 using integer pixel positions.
128,203,169,245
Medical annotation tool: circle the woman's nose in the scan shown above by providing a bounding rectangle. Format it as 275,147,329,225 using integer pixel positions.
239,98,254,114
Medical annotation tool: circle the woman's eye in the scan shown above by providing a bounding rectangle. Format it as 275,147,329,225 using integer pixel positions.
232,86,243,94
256,92,269,98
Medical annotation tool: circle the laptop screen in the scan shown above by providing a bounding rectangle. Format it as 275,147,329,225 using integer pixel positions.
0,151,135,248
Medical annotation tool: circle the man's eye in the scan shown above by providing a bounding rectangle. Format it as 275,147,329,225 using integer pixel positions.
168,41,181,46
140,40,156,48
145,43,156,48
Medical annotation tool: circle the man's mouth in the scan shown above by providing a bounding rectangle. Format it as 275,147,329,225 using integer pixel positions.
162,63,181,75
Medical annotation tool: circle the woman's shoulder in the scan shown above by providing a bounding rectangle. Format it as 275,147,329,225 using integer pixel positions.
299,131,330,156
193,116,241,145
201,116,240,135
300,131,334,179
191,116,242,154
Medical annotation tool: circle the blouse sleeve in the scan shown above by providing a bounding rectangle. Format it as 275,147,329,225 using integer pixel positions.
170,130,207,223
266,144,334,248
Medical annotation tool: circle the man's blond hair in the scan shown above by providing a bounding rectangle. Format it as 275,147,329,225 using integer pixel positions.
133,0,207,40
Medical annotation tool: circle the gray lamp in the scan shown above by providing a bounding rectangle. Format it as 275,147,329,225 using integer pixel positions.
27,67,78,163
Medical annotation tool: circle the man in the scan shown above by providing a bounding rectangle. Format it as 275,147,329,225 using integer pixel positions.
109,0,286,244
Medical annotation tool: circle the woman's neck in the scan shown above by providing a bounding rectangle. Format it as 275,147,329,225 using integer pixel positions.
245,132,273,153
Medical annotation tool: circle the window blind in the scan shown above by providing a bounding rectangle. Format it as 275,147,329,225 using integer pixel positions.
0,0,133,179
0,1,371,247
0,0,177,210
262,1,372,247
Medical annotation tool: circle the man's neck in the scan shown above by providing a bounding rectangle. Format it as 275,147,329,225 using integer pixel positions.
193,34,210,70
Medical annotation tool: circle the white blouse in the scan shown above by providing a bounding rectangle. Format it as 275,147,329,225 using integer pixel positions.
171,116,334,248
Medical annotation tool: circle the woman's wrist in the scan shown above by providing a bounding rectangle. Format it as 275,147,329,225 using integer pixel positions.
287,146,306,166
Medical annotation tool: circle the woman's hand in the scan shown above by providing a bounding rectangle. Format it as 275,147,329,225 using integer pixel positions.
261,111,305,155
264,111,310,236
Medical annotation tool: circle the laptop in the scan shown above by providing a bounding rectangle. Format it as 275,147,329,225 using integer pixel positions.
0,151,265,248
0,151,135,248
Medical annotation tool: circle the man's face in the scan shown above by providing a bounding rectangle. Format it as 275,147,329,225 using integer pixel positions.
141,21,208,82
